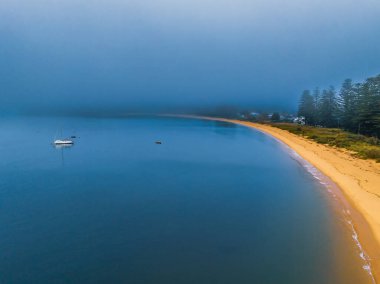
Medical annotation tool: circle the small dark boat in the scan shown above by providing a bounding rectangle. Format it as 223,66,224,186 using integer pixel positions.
71,135,77,138
155,141,162,144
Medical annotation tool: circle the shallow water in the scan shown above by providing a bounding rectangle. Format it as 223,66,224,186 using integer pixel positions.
0,116,372,283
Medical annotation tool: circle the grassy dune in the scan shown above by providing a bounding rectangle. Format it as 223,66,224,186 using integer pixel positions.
269,123,380,162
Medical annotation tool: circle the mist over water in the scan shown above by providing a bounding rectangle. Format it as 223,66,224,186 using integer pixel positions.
1,0,380,113
1,2,379,281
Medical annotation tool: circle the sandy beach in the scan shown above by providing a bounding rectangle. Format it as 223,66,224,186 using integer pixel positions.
177,115,380,281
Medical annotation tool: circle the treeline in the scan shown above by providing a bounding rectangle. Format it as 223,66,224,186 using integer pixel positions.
298,74,380,137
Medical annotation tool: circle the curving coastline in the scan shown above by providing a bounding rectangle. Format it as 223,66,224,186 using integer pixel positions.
173,115,380,282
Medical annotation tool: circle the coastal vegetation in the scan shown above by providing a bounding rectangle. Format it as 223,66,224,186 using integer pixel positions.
197,74,380,163
297,74,380,137
270,123,380,162
273,73,380,162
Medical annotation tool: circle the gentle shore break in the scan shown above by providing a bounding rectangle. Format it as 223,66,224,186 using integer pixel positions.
176,115,380,282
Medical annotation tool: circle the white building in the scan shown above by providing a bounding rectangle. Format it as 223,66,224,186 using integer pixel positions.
293,116,305,125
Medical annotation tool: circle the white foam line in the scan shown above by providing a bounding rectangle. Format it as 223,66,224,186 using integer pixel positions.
260,131,377,283
288,145,376,283
347,220,376,283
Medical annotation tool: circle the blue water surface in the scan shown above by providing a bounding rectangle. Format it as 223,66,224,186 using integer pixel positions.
0,116,370,283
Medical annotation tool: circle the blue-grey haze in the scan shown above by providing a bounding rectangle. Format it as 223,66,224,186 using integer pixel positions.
0,116,371,283
1,0,380,112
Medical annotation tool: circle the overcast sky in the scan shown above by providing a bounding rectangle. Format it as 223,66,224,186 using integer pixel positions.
1,0,380,112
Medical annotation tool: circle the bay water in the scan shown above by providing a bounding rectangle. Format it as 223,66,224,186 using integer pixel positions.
0,116,371,283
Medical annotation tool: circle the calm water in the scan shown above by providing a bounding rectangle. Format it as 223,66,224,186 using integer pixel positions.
0,116,371,283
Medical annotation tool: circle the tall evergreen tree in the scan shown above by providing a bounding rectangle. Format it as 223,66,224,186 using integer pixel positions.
313,87,321,125
350,83,362,133
298,90,315,125
338,79,356,131
271,112,280,122
297,74,380,136
356,75,380,136
319,86,338,127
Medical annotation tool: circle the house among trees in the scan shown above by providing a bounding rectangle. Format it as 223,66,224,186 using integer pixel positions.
297,74,380,137
293,116,306,125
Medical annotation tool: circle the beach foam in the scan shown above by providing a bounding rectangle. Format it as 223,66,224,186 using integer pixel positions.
170,115,380,282
288,143,377,282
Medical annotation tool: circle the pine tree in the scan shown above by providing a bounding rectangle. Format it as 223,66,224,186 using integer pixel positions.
338,79,356,131
350,83,362,133
356,75,380,136
298,90,315,125
271,112,280,122
313,87,321,125
298,74,380,136
319,86,338,127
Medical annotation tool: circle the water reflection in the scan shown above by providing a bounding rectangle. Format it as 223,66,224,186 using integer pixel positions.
212,121,238,137
53,143,73,166
53,144,73,150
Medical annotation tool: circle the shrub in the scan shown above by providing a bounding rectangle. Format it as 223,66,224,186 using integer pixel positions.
270,123,380,162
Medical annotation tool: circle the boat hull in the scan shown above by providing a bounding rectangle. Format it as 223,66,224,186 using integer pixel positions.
54,140,74,145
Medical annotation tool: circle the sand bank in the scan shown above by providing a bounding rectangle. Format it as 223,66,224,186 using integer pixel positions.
174,115,380,281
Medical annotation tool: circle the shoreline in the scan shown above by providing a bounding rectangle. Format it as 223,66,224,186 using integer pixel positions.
172,115,380,282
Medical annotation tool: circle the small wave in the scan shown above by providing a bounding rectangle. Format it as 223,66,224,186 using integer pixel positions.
285,143,376,283
294,155,377,283
363,264,372,273
348,221,376,283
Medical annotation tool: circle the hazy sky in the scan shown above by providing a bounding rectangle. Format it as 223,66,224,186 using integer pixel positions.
1,0,380,112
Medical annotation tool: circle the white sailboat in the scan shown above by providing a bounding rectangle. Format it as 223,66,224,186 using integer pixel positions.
53,129,74,145
54,139,74,145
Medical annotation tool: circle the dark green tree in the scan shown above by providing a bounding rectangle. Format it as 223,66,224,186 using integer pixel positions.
356,75,380,136
313,87,321,125
338,79,357,131
298,90,315,125
257,113,269,122
271,112,280,122
298,74,380,136
319,86,338,127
